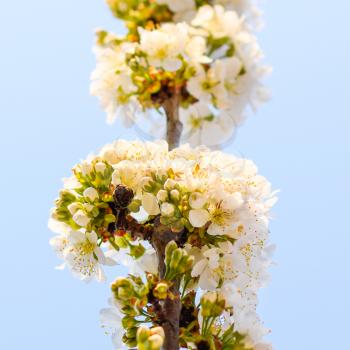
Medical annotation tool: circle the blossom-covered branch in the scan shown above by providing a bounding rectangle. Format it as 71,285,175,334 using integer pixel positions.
91,3,270,147
49,140,277,349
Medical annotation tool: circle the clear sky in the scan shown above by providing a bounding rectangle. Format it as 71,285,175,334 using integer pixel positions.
0,1,349,349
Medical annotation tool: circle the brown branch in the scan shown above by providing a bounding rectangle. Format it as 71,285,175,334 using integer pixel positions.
162,91,183,151
115,212,153,241
152,218,183,350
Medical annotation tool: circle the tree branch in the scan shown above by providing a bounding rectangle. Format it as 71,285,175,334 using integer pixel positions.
162,91,183,151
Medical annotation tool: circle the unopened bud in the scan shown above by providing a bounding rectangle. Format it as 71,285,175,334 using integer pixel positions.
148,334,164,350
169,249,183,270
67,202,80,215
137,327,151,343
129,243,146,259
160,202,175,217
126,327,138,339
164,178,176,190
95,161,106,174
156,190,168,202
122,316,138,329
170,189,180,201
154,282,169,299
72,210,90,227
165,241,178,265
114,184,134,209
201,292,226,317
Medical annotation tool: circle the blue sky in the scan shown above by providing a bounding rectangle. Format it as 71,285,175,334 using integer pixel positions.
0,1,349,349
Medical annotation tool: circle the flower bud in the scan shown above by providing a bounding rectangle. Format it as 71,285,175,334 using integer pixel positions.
122,316,138,329
95,161,106,173
150,327,165,339
126,327,138,339
83,187,99,202
169,249,183,270
81,161,92,176
160,202,175,217
114,184,134,209
165,241,178,265
170,189,180,201
59,190,76,203
67,202,80,215
137,327,151,343
164,178,176,190
129,243,146,259
156,190,168,202
201,292,226,317
72,210,90,227
148,334,164,350
153,282,169,300
128,199,141,213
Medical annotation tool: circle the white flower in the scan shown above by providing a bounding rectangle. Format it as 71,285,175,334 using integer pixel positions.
185,35,211,64
139,24,188,72
180,102,240,147
112,161,141,191
191,246,221,290
50,229,116,282
72,209,91,227
187,65,220,103
83,187,99,202
90,44,137,125
100,299,126,349
192,5,243,39
207,191,244,236
64,231,114,282
142,193,160,215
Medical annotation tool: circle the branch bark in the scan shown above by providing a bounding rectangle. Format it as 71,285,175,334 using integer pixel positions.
150,93,183,350
162,91,183,151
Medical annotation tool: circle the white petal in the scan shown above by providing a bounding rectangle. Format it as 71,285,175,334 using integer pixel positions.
191,259,207,277
189,192,207,209
142,193,160,215
189,209,210,227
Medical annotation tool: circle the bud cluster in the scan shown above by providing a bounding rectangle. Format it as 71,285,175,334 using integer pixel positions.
53,159,115,232
137,326,165,350
164,241,194,281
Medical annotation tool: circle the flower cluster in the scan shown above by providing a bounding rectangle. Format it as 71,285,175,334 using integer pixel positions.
106,0,263,36
91,3,269,147
49,140,277,349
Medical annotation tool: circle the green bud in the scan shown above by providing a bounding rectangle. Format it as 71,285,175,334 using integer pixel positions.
126,327,138,339
105,213,116,224
137,327,151,343
123,334,138,348
201,292,226,318
153,282,169,300
129,243,146,259
148,334,164,350
169,249,183,270
170,189,180,201
128,199,142,213
59,190,76,203
165,241,178,266
122,316,138,329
